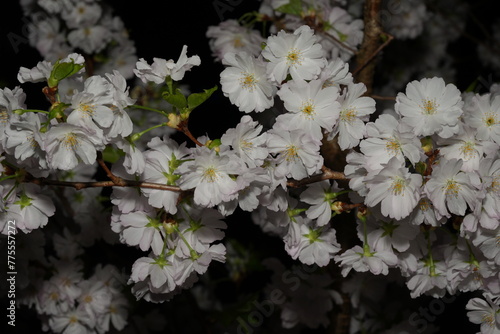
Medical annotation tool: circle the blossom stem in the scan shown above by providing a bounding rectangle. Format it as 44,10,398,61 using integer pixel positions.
130,123,166,142
3,183,18,202
424,230,437,276
13,108,49,115
128,104,169,117
173,225,197,258
178,122,204,147
0,174,18,182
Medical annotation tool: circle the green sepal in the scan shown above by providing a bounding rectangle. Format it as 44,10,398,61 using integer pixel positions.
415,161,427,175
48,59,84,88
187,86,218,111
48,102,70,121
206,139,221,150
465,78,478,93
275,0,303,15
102,145,125,164
162,88,187,110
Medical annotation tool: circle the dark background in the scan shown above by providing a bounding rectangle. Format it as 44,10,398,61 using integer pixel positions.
0,0,495,333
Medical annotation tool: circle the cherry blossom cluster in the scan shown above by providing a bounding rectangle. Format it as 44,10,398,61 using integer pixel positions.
21,0,138,79
2,0,500,333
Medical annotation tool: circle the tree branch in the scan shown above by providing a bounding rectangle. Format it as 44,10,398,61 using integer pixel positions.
353,0,390,95
27,176,182,192
287,166,347,188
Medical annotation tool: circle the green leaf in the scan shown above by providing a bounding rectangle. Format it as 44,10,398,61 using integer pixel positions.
187,86,218,110
275,0,303,15
162,88,187,110
48,59,85,88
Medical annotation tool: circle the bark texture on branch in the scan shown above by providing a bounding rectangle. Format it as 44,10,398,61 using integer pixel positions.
354,0,383,95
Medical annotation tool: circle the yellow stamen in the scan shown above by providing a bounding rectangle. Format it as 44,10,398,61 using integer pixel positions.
340,108,357,124
240,140,253,152
419,198,430,211
420,99,438,115
460,141,475,160
322,80,333,89
239,73,257,91
202,167,218,183
285,145,299,162
481,313,495,327
233,37,244,48
287,48,302,66
385,138,401,155
63,134,79,149
29,135,39,148
483,112,498,127
83,295,93,303
79,104,94,117
390,177,406,196
300,100,315,117
488,175,500,194
444,179,460,197
0,109,8,124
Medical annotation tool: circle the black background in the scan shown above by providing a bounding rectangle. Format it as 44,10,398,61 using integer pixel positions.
0,0,496,333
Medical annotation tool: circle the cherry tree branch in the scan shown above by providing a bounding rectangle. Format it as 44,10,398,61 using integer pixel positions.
27,176,182,192
353,0,393,95
287,166,347,188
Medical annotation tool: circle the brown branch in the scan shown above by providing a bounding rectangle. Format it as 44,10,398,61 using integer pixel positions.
96,151,125,186
177,121,204,147
352,32,393,79
287,166,347,188
28,177,182,192
353,0,390,95
319,30,358,55
370,94,396,101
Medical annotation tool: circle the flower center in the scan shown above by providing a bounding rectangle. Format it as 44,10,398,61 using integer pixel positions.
287,48,302,66
0,109,8,123
419,198,430,211
421,99,438,115
483,112,498,127
79,104,95,117
233,37,244,48
385,137,401,155
63,133,79,149
322,80,333,88
444,179,460,197
340,108,357,124
390,177,406,196
481,313,495,327
239,73,257,91
300,100,315,117
84,295,93,303
285,145,299,161
239,139,253,152
29,135,39,148
202,167,219,183
459,141,476,160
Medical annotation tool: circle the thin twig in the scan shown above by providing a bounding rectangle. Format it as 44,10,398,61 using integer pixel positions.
28,177,182,192
96,151,125,186
178,122,204,147
319,30,358,55
370,94,396,101
352,32,394,77
287,166,347,188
